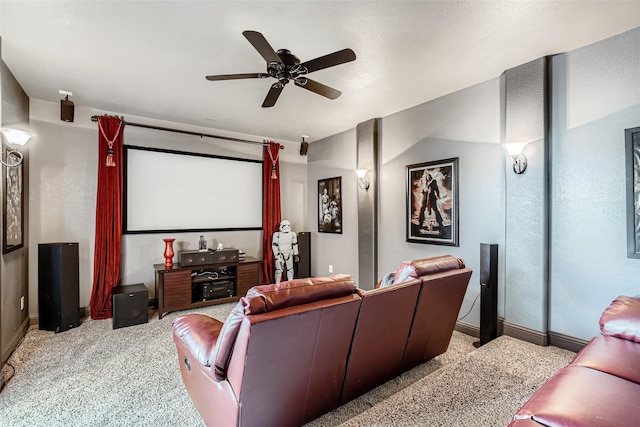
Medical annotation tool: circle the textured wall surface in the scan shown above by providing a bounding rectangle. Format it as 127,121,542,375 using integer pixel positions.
550,27,640,340
504,57,548,333
1,53,29,361
357,119,378,290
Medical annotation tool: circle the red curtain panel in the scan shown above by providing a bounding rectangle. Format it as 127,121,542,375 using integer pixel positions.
90,116,124,319
261,141,282,285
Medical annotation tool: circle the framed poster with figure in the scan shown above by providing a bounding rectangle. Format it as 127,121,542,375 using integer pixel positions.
406,158,459,246
3,150,24,254
625,126,640,258
318,176,342,234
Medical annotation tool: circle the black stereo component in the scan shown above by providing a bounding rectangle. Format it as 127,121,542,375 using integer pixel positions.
112,283,148,329
200,281,234,301
179,249,239,267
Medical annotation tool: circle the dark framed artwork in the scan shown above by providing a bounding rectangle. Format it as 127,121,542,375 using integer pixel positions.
625,126,640,258
3,150,24,254
406,157,459,246
318,176,342,234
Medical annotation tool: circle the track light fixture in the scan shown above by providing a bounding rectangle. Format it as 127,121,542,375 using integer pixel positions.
300,135,309,156
59,90,75,122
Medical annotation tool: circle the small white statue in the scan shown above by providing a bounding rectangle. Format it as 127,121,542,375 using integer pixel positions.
272,219,299,283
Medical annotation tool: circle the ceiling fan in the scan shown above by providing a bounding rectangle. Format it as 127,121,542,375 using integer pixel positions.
205,30,356,108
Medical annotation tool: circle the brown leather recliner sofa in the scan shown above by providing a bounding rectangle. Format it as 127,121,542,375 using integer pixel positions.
509,295,640,426
172,255,472,427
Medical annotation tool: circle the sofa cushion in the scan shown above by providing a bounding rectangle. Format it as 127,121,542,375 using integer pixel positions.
512,365,640,427
571,335,640,384
392,261,418,285
600,295,640,343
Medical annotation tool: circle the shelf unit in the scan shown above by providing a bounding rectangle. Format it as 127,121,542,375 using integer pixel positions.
155,256,261,319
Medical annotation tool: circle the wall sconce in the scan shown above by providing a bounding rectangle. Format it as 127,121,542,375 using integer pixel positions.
356,169,370,190
503,141,529,174
0,128,33,167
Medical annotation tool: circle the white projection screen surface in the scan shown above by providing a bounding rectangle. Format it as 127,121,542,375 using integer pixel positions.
124,146,263,233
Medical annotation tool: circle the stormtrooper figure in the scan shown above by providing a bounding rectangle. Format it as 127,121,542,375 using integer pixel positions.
272,219,299,283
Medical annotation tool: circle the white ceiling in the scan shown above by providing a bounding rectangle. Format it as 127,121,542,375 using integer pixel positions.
1,1,640,143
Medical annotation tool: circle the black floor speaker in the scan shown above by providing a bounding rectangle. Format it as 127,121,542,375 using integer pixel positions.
294,231,311,279
38,243,80,333
475,243,499,347
112,283,149,329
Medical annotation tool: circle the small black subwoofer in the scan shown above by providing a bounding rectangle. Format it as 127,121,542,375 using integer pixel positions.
112,284,148,329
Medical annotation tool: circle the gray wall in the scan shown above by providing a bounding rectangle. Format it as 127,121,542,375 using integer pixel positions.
550,27,640,340
379,77,506,326
1,49,30,364
308,77,506,326
27,100,306,316
306,27,640,343
307,128,359,282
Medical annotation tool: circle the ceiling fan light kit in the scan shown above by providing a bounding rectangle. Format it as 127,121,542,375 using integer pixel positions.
205,30,356,108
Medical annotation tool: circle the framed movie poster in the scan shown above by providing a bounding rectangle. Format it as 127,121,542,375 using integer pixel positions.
406,158,459,246
625,126,640,258
318,176,342,234
3,150,24,254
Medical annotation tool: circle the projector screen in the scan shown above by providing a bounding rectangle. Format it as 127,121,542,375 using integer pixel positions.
124,146,263,233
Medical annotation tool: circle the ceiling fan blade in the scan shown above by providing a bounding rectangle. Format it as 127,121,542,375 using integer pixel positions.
262,83,285,108
242,30,282,65
298,48,356,74
294,78,341,100
206,73,268,81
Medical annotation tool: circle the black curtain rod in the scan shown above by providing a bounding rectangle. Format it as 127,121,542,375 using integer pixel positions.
90,115,283,149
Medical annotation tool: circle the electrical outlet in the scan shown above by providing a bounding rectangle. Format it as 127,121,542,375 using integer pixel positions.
329,264,333,273
20,296,24,311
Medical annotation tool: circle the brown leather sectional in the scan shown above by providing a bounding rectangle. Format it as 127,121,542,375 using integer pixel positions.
509,295,640,426
172,255,471,427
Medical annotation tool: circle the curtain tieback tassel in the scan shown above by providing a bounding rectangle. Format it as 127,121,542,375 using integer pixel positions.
106,149,116,167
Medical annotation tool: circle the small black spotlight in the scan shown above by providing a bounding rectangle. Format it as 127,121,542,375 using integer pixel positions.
300,136,309,156
60,95,75,122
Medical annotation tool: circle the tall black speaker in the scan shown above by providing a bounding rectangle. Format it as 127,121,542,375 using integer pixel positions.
38,243,80,333
475,243,498,347
295,231,311,279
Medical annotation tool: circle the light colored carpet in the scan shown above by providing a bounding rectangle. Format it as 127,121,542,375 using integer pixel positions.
0,303,575,427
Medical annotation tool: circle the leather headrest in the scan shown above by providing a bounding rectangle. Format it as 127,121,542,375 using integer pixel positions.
241,274,357,315
600,295,640,343
409,255,465,277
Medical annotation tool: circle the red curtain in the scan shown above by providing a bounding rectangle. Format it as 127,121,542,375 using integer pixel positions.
261,141,282,285
90,116,124,319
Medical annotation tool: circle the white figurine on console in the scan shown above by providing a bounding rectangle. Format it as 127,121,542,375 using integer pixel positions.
272,219,299,283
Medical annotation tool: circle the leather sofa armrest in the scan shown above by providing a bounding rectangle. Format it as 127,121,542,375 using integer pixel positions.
172,314,224,368
600,295,640,343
